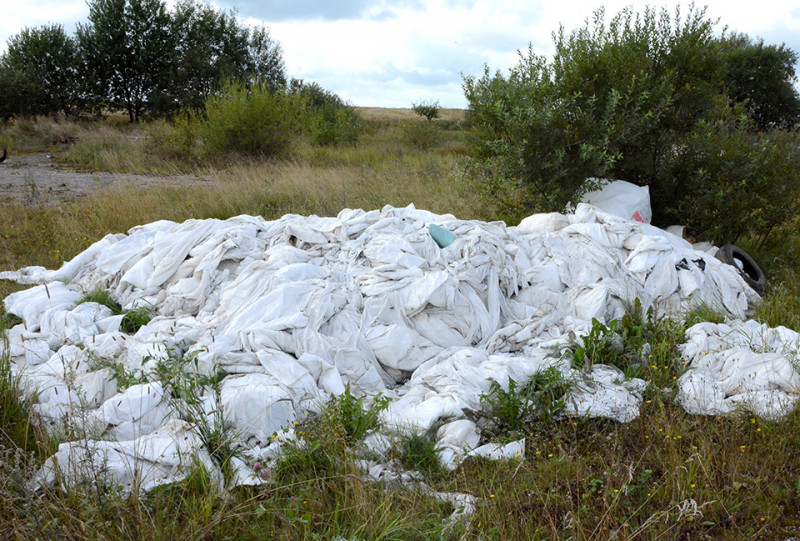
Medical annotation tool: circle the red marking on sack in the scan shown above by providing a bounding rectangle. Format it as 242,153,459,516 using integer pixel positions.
632,211,644,223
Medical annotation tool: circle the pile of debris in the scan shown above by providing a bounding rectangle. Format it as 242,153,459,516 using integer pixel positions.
1,194,795,496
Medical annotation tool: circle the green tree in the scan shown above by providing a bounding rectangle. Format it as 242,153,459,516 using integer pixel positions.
463,5,800,243
289,78,344,107
721,33,800,129
165,0,242,113
246,25,286,91
77,0,173,122
153,0,286,115
288,78,361,145
412,99,440,121
0,24,78,119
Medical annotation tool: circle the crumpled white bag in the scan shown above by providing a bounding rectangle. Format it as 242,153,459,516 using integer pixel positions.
678,321,800,418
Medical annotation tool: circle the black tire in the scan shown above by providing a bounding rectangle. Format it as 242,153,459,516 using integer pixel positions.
715,244,767,296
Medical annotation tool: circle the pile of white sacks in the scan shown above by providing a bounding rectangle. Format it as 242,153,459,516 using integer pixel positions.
2,200,799,493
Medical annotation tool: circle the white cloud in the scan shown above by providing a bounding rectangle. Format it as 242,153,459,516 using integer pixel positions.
257,0,542,106
0,1,86,54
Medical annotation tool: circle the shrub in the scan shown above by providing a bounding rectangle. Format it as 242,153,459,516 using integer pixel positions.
169,80,360,158
479,367,573,438
322,385,390,444
663,119,800,245
463,5,800,242
412,100,440,122
290,80,361,146
147,117,199,163
196,81,306,159
290,79,345,108
401,120,441,150
307,103,361,146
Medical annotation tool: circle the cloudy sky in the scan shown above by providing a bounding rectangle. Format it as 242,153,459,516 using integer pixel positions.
3,1,800,108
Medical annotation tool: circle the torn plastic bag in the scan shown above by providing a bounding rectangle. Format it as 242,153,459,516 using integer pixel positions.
580,179,652,223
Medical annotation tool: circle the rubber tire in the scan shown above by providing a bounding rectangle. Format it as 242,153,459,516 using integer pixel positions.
714,244,767,296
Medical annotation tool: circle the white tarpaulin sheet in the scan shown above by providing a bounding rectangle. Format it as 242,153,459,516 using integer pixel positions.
678,320,800,419
0,203,776,490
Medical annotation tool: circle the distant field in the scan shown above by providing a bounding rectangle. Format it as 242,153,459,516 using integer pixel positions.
357,106,466,122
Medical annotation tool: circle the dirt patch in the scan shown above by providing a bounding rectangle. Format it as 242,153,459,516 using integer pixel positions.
0,152,207,205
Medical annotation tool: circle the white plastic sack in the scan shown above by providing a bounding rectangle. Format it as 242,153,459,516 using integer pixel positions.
677,321,800,418
33,419,219,493
581,179,652,223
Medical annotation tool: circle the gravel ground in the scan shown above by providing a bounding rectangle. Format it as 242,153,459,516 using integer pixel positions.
0,151,206,205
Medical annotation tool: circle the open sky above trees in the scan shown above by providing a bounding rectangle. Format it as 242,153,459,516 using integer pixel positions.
2,0,800,108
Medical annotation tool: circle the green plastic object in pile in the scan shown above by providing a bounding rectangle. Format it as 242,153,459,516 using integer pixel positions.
429,223,457,248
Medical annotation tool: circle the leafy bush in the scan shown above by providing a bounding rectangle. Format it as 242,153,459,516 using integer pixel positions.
663,119,800,244
307,103,361,146
412,100,440,122
289,80,361,146
148,117,199,163
322,385,390,444
401,120,441,150
168,80,360,159
480,367,573,438
463,5,800,242
196,82,306,159
290,79,345,108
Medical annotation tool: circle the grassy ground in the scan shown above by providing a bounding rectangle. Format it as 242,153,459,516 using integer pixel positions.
2,110,800,539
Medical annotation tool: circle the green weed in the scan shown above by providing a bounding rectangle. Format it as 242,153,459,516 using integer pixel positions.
275,389,390,484
0,306,22,329
0,348,46,454
79,289,123,315
322,386,390,444
397,432,442,479
570,318,625,371
567,300,705,386
479,367,573,440
87,356,140,389
151,347,239,482
119,307,152,334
